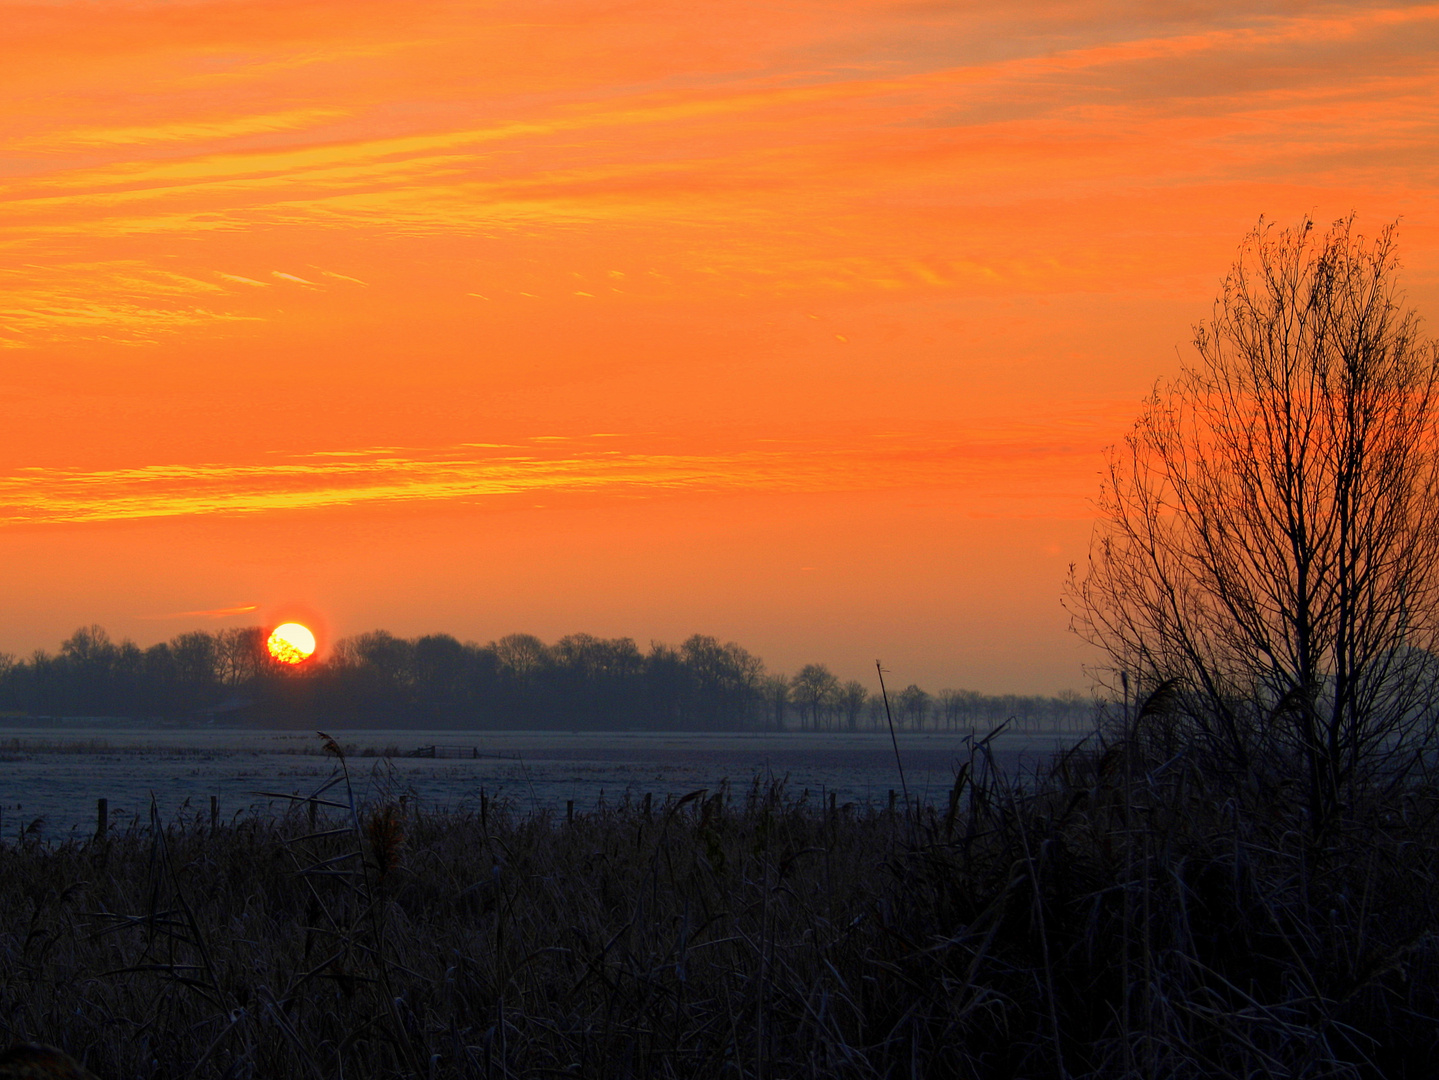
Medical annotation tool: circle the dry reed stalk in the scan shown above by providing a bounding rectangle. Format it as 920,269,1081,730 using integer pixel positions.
0,731,1435,1077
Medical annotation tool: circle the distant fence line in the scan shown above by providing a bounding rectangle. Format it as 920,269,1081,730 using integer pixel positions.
66,783,989,843
408,744,519,759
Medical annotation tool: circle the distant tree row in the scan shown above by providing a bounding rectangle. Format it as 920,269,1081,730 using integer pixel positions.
787,663,1090,733
0,625,1093,732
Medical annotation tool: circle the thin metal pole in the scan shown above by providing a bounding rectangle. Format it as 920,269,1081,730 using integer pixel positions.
876,661,909,808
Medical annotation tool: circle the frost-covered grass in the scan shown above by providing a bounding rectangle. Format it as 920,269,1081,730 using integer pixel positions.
2,732,1438,1079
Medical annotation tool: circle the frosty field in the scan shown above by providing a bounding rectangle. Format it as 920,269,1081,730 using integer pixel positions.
0,724,1086,839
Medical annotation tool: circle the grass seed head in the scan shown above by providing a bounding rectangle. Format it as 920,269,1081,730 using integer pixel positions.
365,802,405,880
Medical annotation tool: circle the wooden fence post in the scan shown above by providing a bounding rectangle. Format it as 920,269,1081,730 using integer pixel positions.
567,800,574,824
96,798,107,840
210,795,219,834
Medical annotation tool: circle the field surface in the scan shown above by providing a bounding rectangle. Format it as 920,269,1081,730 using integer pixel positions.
0,726,1081,838
2,729,1435,1079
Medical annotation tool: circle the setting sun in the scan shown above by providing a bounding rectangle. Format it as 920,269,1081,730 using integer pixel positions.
0,0,1435,696
266,622,316,665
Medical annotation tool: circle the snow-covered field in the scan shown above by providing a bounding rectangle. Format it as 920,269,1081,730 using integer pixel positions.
0,725,1090,840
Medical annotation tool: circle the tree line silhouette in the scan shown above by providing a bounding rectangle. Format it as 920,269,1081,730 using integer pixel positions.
0,625,1091,732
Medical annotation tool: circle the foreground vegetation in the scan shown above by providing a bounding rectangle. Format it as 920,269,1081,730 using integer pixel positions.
2,722,1436,1080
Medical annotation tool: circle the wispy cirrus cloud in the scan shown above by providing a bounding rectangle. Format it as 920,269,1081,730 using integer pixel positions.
3,4,1434,247
138,604,259,621
0,261,258,346
216,272,268,287
0,0,1428,370
18,107,349,151
3,0,1434,686
0,427,1110,526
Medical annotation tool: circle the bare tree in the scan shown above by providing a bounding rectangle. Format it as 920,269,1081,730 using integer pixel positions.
1068,216,1439,830
761,673,791,730
215,626,266,687
170,632,219,691
790,664,839,730
837,680,868,730
492,633,549,687
937,689,965,731
867,693,887,730
896,684,931,731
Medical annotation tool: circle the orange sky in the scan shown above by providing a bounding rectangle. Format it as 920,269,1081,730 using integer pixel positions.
2,0,1436,693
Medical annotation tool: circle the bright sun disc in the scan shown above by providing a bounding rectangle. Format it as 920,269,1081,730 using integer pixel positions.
267,622,316,665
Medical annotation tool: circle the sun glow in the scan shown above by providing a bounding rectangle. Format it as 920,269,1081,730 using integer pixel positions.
267,622,316,665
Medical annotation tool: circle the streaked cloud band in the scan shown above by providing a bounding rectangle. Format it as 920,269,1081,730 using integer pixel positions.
0,433,1101,526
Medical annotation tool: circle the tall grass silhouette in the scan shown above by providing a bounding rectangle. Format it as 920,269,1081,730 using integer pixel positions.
0,1044,99,1079
1,724,1436,1077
